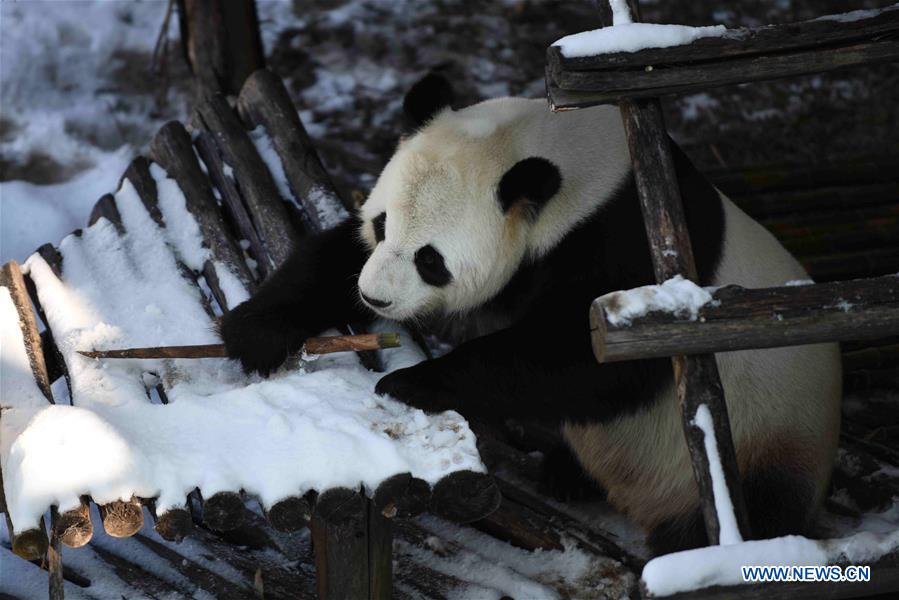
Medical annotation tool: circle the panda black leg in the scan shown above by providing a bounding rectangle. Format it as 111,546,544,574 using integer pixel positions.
647,509,708,557
538,445,607,502
647,465,815,556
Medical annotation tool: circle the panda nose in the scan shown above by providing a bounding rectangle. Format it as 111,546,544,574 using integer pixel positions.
361,293,392,308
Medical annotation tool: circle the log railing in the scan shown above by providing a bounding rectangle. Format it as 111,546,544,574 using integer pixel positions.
0,69,501,600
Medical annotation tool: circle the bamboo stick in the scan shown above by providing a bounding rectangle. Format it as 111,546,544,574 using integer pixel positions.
78,333,401,360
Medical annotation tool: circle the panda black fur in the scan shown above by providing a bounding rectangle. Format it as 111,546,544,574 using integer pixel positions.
220,74,841,556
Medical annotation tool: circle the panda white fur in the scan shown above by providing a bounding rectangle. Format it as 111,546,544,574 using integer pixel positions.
220,74,842,555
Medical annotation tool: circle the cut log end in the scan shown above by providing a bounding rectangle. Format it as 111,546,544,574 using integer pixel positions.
154,507,193,542
11,527,49,561
431,471,502,524
313,487,366,527
265,495,312,532
99,499,145,538
202,491,246,532
372,473,431,519
54,500,93,548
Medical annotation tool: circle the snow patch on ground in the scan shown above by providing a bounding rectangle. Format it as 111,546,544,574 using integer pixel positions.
599,275,713,326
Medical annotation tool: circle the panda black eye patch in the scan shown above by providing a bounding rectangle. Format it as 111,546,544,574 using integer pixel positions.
414,244,452,287
373,212,386,242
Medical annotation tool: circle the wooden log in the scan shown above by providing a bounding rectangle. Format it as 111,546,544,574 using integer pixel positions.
196,93,297,268
149,121,256,298
53,497,93,548
98,497,144,538
1,261,53,401
549,37,899,108
547,7,899,107
371,472,431,519
311,488,370,600
78,333,401,359
368,503,393,600
430,471,501,524
48,508,64,600
237,69,354,223
555,4,899,75
709,158,899,196
472,497,564,552
202,491,245,532
194,130,272,280
591,275,899,362
264,495,312,533
803,247,899,283
148,500,193,543
623,97,750,545
88,193,125,233
843,343,899,372
178,0,264,96
731,181,899,220
610,0,751,546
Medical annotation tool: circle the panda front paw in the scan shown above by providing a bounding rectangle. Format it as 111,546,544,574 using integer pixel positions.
375,364,458,414
218,304,305,377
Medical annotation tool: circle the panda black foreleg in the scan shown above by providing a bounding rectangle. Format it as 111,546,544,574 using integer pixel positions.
375,317,669,424
219,217,375,376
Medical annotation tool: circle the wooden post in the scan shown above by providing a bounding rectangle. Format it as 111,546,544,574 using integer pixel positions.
48,507,65,600
597,1,752,545
177,0,264,96
310,488,391,600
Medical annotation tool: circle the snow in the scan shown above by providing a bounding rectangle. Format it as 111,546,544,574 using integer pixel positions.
0,0,182,265
642,529,899,597
0,289,50,410
692,404,742,546
248,125,349,229
785,279,814,286
553,22,726,58
599,275,713,326
815,4,898,23
2,174,483,536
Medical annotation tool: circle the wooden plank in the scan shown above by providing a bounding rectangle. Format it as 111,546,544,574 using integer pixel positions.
591,275,899,362
196,93,297,268
310,488,370,600
548,38,899,108
149,121,256,298
194,129,272,280
368,503,393,600
430,471,501,524
52,497,93,549
47,508,64,600
1,261,53,401
600,0,750,546
549,5,899,75
237,69,354,223
621,94,750,546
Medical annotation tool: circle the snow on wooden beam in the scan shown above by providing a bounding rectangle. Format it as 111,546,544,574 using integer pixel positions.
547,4,899,108
592,275,899,362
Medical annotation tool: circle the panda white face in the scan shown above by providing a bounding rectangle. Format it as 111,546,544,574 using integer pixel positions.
357,110,562,322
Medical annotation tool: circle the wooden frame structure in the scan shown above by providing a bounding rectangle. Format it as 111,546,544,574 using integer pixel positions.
0,70,501,600
548,0,899,597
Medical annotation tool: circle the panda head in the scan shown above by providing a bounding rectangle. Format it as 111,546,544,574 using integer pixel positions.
357,74,562,321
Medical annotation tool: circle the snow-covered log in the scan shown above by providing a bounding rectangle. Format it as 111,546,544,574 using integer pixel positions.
591,275,899,362
547,4,899,108
238,69,352,229
150,122,257,300
196,93,296,267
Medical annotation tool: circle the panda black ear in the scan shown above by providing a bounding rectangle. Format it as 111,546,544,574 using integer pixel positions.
403,73,454,129
497,157,562,220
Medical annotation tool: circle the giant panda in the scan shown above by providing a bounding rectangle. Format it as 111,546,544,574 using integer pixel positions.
220,73,842,556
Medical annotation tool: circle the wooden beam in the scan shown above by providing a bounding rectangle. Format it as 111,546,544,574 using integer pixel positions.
592,275,899,362
547,5,899,108
604,0,751,546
